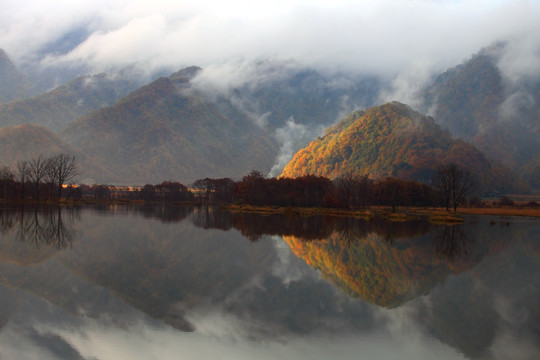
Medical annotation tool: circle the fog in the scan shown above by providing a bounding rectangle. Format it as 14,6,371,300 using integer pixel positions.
1,0,538,84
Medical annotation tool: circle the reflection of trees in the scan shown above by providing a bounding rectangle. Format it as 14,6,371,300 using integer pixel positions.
11,207,79,249
191,206,338,241
279,219,476,308
190,206,234,231
86,204,194,223
191,207,434,243
135,203,194,223
0,209,17,234
434,224,471,261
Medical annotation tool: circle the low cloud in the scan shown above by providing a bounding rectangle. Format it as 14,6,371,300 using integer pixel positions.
498,91,536,121
1,0,539,84
268,118,325,177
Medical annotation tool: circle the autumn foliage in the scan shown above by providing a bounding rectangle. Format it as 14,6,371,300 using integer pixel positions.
281,102,529,195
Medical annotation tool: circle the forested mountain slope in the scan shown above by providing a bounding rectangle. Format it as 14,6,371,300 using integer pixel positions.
61,67,278,184
281,102,528,194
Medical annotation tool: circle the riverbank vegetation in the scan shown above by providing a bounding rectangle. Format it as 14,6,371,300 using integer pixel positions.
1,155,539,219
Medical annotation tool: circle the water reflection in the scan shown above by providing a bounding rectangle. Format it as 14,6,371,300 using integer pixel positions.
191,206,434,241
0,206,79,249
0,205,538,359
434,224,470,261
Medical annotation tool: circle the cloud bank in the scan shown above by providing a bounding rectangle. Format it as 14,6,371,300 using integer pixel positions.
1,0,539,80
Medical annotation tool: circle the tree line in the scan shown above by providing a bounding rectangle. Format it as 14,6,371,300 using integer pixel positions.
190,165,474,212
0,153,78,202
0,154,475,211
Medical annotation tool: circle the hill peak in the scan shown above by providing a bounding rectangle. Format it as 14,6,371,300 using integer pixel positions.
281,103,528,194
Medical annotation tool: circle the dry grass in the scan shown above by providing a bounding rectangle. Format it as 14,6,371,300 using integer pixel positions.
221,204,374,218
429,214,464,223
459,206,540,217
221,204,540,220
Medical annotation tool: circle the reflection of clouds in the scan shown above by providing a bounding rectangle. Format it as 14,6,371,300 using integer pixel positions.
488,292,540,360
270,235,321,285
7,315,467,360
1,209,538,359
0,279,466,360
0,326,79,360
488,332,540,360
493,295,530,325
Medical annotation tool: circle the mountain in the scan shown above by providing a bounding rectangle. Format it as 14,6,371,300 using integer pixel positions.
210,63,383,129
0,49,31,103
60,67,279,184
0,124,110,180
421,44,540,188
0,73,139,132
281,102,529,194
0,124,79,163
423,52,504,139
196,63,386,177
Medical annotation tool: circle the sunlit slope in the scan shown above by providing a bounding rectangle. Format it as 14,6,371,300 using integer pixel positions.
281,102,528,194
61,67,278,184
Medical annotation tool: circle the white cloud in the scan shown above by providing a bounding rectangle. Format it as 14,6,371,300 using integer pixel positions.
268,118,326,177
0,0,538,80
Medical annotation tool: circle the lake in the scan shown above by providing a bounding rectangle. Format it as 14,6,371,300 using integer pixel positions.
0,204,538,359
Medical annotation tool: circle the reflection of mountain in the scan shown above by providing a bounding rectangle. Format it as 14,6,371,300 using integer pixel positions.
282,220,515,308
0,207,277,331
0,206,538,359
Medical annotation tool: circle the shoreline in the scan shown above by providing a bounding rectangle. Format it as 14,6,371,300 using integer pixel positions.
220,204,540,222
2,199,539,221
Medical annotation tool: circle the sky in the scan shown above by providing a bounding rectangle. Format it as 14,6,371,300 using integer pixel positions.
1,0,539,79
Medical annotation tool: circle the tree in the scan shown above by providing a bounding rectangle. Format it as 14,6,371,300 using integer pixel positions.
0,166,16,200
373,177,408,212
16,160,30,200
237,170,266,205
46,153,79,200
435,163,475,212
192,178,215,203
27,155,50,202
335,172,357,209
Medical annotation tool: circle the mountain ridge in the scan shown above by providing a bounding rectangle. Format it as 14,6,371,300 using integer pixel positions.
60,70,278,184
281,102,529,194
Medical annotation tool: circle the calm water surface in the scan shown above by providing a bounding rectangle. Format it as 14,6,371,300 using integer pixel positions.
0,205,538,360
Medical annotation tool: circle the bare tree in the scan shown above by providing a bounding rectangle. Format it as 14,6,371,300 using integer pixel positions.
335,172,357,208
435,163,475,212
46,153,79,200
27,155,50,202
0,166,15,199
16,160,30,200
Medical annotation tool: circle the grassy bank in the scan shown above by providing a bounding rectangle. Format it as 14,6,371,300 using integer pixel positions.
221,203,540,222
